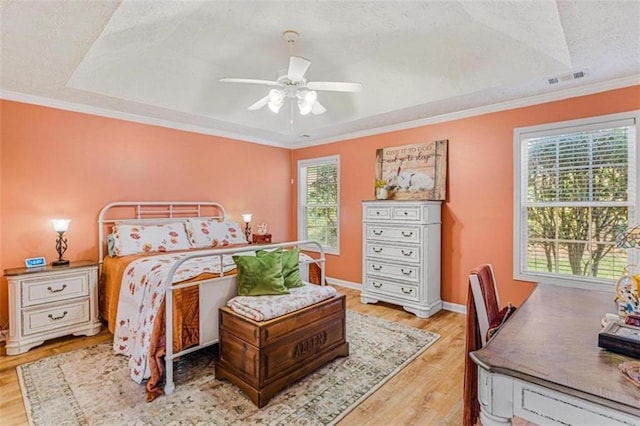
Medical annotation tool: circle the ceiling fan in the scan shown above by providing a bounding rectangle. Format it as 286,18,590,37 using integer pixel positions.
219,30,363,117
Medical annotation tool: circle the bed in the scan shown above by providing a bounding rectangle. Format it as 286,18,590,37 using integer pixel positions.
98,201,326,401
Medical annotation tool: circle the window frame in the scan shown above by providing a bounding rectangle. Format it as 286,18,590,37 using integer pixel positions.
297,155,340,255
513,110,640,291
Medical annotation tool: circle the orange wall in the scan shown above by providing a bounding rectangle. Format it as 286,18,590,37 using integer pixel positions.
292,85,640,308
0,100,293,322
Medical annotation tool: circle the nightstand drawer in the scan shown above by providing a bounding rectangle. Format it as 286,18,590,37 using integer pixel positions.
21,272,89,307
365,277,419,301
365,259,419,283
366,242,420,263
22,299,90,336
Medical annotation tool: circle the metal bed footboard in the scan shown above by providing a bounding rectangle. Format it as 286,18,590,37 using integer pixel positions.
162,240,326,395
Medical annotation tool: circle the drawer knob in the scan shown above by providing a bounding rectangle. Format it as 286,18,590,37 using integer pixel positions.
48,311,68,321
47,284,67,293
401,231,413,237
372,247,383,253
376,211,380,215
403,211,408,215
372,265,383,271
373,230,383,236
401,250,413,256
372,282,382,288
401,269,413,276
401,288,413,294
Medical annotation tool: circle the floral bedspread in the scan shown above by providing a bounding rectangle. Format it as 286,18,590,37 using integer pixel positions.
227,284,337,321
113,251,236,383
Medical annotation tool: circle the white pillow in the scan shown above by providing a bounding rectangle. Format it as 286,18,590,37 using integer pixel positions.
186,218,247,248
112,222,191,256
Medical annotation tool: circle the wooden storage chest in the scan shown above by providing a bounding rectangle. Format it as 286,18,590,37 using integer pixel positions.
215,293,349,407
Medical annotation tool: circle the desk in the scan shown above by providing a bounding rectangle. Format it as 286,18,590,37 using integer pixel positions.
470,285,640,425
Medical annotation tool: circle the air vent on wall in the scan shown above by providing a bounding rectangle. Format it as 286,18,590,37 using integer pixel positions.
547,69,589,85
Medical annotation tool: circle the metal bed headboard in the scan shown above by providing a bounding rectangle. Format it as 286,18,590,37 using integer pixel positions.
97,201,227,268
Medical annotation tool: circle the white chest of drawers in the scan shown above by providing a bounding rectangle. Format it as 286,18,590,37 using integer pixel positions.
4,260,101,355
361,201,442,318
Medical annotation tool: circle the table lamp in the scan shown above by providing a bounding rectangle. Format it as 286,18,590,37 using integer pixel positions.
241,213,252,243
51,219,71,266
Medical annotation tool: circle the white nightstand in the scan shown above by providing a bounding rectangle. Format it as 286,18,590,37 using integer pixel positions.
4,260,101,355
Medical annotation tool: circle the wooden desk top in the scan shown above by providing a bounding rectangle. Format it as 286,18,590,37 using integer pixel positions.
471,284,640,417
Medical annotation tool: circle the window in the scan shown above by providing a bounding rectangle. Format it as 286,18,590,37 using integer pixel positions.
298,155,340,254
514,111,639,290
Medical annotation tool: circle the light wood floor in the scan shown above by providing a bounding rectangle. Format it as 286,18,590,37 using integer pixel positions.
0,287,466,425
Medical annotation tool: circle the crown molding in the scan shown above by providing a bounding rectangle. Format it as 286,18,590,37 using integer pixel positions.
292,75,640,149
0,90,290,148
3,75,638,151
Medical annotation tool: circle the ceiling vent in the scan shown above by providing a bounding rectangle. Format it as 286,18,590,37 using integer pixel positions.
547,69,589,85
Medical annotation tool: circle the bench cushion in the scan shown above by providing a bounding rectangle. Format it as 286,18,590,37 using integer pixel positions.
226,284,337,321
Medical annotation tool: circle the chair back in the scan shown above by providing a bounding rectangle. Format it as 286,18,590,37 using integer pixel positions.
469,264,500,347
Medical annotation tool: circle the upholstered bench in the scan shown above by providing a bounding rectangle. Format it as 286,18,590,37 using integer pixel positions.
215,285,350,408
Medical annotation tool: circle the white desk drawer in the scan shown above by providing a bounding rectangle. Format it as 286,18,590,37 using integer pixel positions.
22,299,90,336
365,277,419,301
365,259,419,283
21,272,89,307
392,205,424,221
366,242,420,263
365,224,421,243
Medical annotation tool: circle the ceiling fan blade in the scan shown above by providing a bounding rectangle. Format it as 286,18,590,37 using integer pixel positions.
248,95,269,111
311,101,327,115
307,81,363,92
288,56,311,82
219,78,281,86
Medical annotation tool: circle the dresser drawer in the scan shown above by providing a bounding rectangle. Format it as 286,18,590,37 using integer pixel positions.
22,299,90,336
21,272,89,307
365,277,419,301
366,242,420,263
365,259,419,283
364,205,392,221
392,205,424,221
365,224,421,243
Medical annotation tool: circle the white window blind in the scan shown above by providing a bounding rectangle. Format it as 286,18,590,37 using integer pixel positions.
298,156,340,254
514,112,639,290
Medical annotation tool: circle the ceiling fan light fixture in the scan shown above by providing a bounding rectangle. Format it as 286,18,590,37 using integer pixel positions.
268,89,284,113
297,90,317,115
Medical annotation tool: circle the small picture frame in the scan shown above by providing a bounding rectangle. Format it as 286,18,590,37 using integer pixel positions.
25,257,46,268
598,321,640,359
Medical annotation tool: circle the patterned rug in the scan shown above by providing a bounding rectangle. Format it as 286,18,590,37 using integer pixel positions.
18,310,439,426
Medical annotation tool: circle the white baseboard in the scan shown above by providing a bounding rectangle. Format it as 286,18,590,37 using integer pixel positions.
443,301,467,314
326,276,467,314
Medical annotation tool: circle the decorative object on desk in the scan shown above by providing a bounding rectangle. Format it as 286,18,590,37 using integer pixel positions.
375,140,448,200
626,314,640,327
256,222,268,235
51,219,71,266
614,265,640,318
24,256,46,268
618,361,640,388
252,233,272,244
241,213,252,243
598,321,640,359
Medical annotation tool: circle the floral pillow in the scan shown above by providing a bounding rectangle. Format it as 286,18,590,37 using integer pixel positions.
185,218,247,248
112,222,191,256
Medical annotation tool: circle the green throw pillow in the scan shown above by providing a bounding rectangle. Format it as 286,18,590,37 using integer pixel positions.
257,248,305,289
233,248,289,296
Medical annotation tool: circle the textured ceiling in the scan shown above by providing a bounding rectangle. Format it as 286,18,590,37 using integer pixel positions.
1,1,639,148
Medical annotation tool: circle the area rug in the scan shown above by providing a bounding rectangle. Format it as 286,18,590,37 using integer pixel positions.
18,310,439,426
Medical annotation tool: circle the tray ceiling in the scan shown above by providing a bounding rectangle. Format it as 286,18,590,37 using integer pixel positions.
1,1,639,148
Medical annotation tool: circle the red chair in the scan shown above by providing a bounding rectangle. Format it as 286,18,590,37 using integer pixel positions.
463,264,507,426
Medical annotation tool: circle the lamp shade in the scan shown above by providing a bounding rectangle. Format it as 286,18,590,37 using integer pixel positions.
51,219,71,232
241,213,253,223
